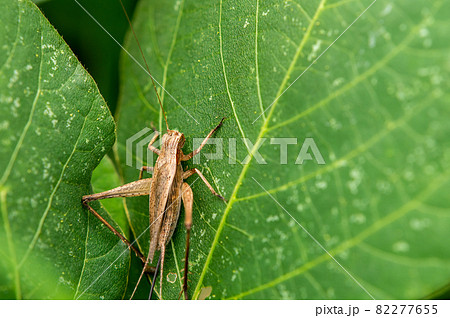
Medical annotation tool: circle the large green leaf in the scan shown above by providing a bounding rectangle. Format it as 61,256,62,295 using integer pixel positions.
1,0,449,300
116,0,450,299
0,0,127,299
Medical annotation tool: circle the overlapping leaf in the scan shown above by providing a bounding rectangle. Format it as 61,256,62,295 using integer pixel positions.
0,0,126,299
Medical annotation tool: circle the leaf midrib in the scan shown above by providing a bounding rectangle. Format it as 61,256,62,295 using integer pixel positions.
194,0,445,298
192,0,327,298
234,1,440,202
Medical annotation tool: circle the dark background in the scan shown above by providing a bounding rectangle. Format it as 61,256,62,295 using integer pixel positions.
38,0,137,116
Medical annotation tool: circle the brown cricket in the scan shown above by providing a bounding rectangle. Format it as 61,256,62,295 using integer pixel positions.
81,0,226,299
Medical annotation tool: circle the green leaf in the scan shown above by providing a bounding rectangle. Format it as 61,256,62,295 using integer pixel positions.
116,0,450,300
0,0,127,299
91,156,128,232
2,0,449,300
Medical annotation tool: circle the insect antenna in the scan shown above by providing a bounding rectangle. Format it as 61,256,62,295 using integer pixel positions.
118,0,170,131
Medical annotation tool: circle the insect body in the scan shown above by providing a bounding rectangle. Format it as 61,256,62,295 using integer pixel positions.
82,120,225,299
82,0,226,299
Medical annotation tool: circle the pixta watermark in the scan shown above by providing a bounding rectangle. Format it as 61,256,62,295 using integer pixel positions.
126,128,325,169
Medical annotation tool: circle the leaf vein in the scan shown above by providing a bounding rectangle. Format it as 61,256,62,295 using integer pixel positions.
192,0,327,298
255,0,265,120
267,14,433,132
18,86,98,269
0,13,43,187
227,170,450,299
218,0,249,152
0,0,21,74
74,208,90,299
238,92,438,201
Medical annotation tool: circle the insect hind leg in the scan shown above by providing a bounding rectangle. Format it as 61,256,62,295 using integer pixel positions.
82,199,146,264
180,182,194,299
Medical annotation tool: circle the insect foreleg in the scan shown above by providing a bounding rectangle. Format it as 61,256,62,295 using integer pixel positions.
139,133,158,178
148,130,161,155
181,118,225,161
139,166,154,180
